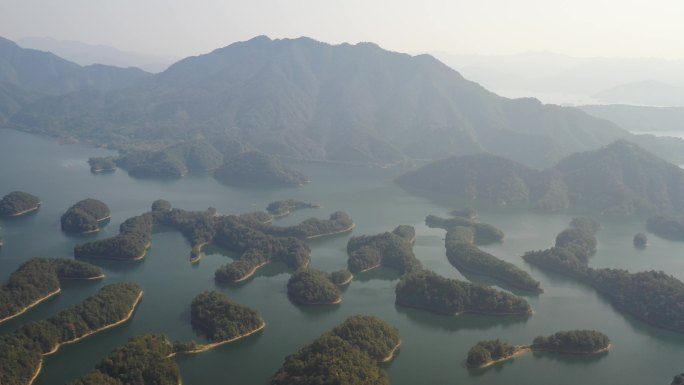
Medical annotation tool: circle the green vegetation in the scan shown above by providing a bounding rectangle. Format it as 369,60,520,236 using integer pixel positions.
266,199,319,217
445,226,541,292
0,283,142,385
347,226,422,274
634,232,648,248
533,330,610,353
190,291,264,342
673,374,684,385
117,140,224,177
214,151,308,186
395,270,531,316
239,211,272,224
0,258,103,322
258,211,353,239
151,199,172,212
0,191,40,216
271,315,399,385
287,269,341,305
87,156,117,173
524,220,684,332
74,213,153,260
399,141,684,215
647,215,684,241
425,214,504,245
466,339,517,368
330,270,353,285
61,198,111,233
68,335,179,385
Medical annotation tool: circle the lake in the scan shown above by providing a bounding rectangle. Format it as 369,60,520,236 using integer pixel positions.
0,129,683,385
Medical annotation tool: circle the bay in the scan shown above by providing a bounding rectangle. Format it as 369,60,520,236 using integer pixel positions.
0,129,683,385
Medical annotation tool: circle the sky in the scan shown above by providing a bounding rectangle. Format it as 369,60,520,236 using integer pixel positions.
2,0,684,60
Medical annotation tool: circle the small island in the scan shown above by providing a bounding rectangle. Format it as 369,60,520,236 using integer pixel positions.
425,214,504,245
87,156,117,173
466,330,610,369
266,199,320,217
646,215,684,241
188,291,265,351
68,334,180,385
347,225,421,274
259,211,354,239
673,374,684,385
271,315,399,385
0,283,143,385
395,270,532,316
0,258,104,323
0,191,40,217
445,226,542,292
214,151,308,186
287,269,342,305
61,198,111,233
634,232,648,248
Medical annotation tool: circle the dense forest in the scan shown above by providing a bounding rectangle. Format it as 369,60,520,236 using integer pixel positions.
0,191,40,216
532,330,610,353
466,339,517,368
60,198,111,233
395,270,531,316
646,215,684,241
266,199,320,217
445,226,541,292
523,219,684,332
347,225,421,274
0,257,103,321
0,283,142,385
257,211,353,239
271,315,399,385
425,214,504,245
398,141,684,215
68,334,180,385
287,269,341,305
190,291,264,343
74,213,153,260
214,151,308,186
87,156,117,173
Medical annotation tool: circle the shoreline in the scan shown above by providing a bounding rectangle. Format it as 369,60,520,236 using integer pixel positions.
397,302,532,317
62,273,106,281
7,204,41,217
234,261,270,283
336,274,354,285
190,242,209,264
358,262,381,273
80,242,151,261
29,291,144,385
0,287,61,324
448,257,542,293
381,340,401,362
298,296,342,306
172,321,266,356
470,344,612,369
305,223,355,240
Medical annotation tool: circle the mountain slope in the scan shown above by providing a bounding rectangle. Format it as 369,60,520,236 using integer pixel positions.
397,140,684,215
0,36,150,123
6,36,628,168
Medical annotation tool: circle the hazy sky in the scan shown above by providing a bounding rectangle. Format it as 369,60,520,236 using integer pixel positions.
3,0,684,59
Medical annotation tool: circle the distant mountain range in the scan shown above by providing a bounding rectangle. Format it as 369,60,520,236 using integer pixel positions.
580,104,684,133
592,80,684,107
397,140,684,215
17,37,177,73
0,37,150,123
1,35,684,168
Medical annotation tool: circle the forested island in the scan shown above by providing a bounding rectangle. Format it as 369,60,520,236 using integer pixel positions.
0,191,40,217
0,283,143,385
87,156,117,173
0,258,104,323
74,213,153,260
466,330,610,369
266,199,320,217
523,219,684,332
634,232,648,248
287,269,342,305
271,315,400,385
398,141,684,215
68,335,180,385
425,214,504,245
395,270,531,316
188,291,265,350
214,151,308,186
258,211,354,239
647,215,684,241
60,198,111,233
445,225,541,292
347,225,421,274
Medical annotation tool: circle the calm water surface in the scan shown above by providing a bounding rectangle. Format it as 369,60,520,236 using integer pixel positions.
0,129,683,385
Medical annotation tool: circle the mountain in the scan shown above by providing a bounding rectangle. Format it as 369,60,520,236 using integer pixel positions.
0,37,151,123
17,37,176,73
592,80,684,107
5,36,629,168
397,140,684,215
580,105,684,133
